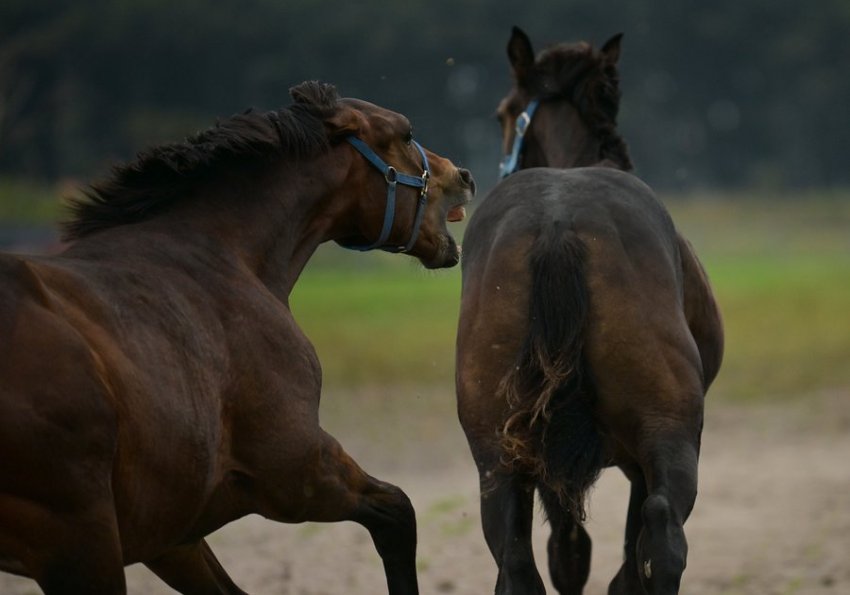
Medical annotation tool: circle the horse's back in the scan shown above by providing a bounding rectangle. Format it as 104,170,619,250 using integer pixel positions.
462,167,683,329
465,167,674,259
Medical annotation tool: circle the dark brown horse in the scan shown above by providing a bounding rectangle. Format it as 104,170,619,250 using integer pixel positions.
0,81,474,595
456,29,723,594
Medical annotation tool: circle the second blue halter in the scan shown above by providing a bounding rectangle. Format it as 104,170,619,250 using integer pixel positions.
498,99,540,179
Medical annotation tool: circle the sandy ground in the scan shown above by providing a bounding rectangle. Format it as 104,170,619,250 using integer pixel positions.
2,387,849,595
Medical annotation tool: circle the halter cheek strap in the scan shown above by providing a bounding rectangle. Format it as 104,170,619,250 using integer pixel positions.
345,136,431,252
498,99,540,179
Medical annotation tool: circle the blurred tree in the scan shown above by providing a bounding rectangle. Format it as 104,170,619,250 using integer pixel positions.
0,0,847,191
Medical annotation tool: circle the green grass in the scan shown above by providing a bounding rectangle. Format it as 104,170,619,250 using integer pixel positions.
707,255,850,400
291,260,463,387
669,193,850,400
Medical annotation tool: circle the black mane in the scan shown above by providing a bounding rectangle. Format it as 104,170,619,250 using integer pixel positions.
531,42,633,171
62,81,340,241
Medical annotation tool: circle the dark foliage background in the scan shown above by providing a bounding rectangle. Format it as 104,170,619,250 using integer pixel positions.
2,0,848,192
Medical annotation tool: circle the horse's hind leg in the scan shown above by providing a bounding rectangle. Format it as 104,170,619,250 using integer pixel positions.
539,486,591,595
620,433,699,595
280,431,418,595
608,470,648,594
478,473,545,595
145,539,247,594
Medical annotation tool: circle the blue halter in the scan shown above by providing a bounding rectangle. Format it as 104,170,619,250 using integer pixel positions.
344,135,431,252
498,99,540,179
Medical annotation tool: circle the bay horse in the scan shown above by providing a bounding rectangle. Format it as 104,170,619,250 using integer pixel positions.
456,28,723,594
0,80,474,595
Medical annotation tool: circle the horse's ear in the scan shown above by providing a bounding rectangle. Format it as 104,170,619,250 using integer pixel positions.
601,33,624,64
507,26,535,85
324,105,366,141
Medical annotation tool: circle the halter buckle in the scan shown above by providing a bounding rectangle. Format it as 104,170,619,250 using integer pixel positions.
420,170,430,197
516,112,532,136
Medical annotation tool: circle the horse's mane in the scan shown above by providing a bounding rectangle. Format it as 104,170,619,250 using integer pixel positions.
531,42,633,171
62,81,340,241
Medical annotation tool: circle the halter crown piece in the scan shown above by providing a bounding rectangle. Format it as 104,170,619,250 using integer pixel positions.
344,135,431,252
498,99,540,179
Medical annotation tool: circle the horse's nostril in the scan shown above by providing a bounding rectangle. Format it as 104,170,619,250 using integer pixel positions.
459,168,477,195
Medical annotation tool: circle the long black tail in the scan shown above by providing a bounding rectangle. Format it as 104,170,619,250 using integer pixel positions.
498,222,604,521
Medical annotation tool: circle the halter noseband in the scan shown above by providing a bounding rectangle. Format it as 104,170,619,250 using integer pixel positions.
344,135,431,252
498,99,540,179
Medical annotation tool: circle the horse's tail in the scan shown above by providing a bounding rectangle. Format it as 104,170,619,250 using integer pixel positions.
498,223,604,521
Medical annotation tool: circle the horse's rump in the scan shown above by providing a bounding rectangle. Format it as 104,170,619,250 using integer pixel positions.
678,235,724,389
497,222,604,521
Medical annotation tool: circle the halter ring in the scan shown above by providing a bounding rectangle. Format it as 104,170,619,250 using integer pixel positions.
385,166,398,184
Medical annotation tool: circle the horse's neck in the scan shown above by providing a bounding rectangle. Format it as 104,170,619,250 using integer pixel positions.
527,121,599,171
258,197,333,301
594,156,629,170
538,140,632,172
563,138,606,169
247,159,352,300
159,159,348,302
535,115,632,171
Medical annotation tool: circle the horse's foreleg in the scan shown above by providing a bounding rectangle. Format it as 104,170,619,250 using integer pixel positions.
538,485,591,595
296,431,418,595
349,476,418,595
479,473,545,595
145,539,248,594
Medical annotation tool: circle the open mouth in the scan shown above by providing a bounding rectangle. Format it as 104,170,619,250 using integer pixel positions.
422,192,471,269
445,187,473,224
447,205,466,223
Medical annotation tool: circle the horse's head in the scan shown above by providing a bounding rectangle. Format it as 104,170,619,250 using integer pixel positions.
308,90,475,269
496,27,632,177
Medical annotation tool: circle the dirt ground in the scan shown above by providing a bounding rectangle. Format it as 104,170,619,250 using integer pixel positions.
2,387,849,595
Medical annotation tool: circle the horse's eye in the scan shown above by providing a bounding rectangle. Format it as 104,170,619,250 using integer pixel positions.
404,130,414,145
